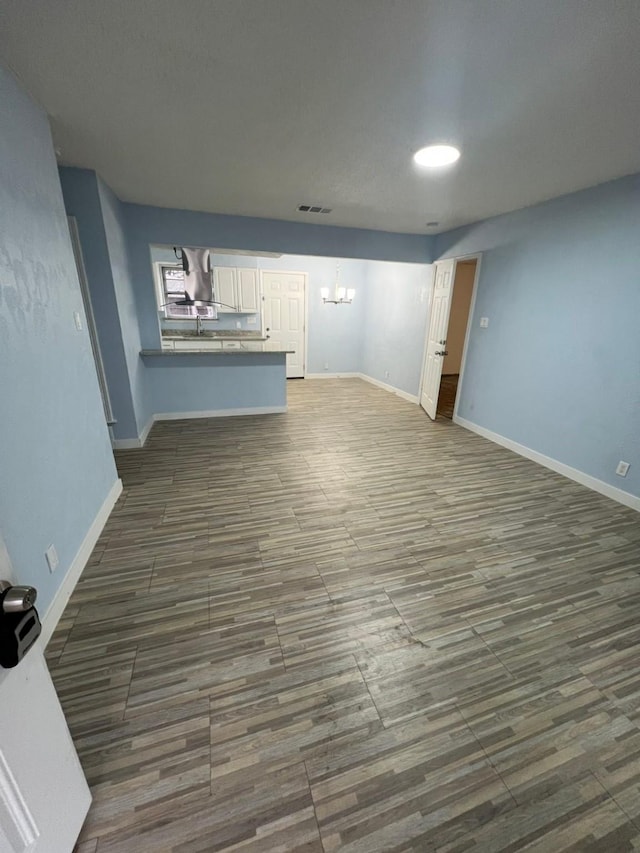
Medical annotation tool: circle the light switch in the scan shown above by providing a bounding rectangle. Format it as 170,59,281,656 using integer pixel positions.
73,311,83,331
480,317,489,328
45,544,59,573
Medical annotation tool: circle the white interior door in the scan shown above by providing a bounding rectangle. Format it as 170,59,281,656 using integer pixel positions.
420,259,456,419
262,271,306,378
0,534,91,853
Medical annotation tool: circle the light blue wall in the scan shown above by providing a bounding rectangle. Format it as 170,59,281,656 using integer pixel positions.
97,179,150,432
361,261,432,396
143,353,287,414
123,201,433,350
0,68,118,613
59,168,139,438
435,174,640,499
259,254,367,375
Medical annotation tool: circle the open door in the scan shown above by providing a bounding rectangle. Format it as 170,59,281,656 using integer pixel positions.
420,259,456,419
0,534,91,853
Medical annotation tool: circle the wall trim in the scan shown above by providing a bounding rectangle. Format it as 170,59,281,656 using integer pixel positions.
112,435,144,450
111,414,155,449
154,405,287,421
306,372,361,379
138,414,155,446
358,373,420,405
42,477,123,646
455,416,640,512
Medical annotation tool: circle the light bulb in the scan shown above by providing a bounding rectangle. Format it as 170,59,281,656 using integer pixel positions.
413,144,461,168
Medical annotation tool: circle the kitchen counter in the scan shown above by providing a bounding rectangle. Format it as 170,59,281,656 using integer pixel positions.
161,331,268,341
141,348,293,356
140,347,290,417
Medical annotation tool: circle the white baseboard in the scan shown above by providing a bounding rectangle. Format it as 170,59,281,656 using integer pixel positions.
454,415,640,512
306,373,360,379
138,414,155,446
112,436,143,449
358,373,420,405
113,407,286,449
155,405,287,421
42,477,123,646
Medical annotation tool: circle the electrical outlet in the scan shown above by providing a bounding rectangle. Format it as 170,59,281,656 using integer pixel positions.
324,362,329,370
616,461,630,477
73,311,83,331
45,544,59,573
384,370,390,379
235,321,241,329
480,317,489,328
247,316,257,325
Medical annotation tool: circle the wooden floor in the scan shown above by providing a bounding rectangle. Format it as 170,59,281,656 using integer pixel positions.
48,378,640,852
437,374,459,419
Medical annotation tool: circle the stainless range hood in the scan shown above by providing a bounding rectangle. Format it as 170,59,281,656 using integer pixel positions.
181,247,215,308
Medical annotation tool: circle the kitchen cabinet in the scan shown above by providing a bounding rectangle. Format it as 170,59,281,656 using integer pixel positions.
213,267,260,313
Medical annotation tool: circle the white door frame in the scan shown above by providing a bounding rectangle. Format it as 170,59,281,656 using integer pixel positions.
259,269,309,377
418,253,482,418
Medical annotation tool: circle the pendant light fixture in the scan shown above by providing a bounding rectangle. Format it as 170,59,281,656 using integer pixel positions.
321,262,355,304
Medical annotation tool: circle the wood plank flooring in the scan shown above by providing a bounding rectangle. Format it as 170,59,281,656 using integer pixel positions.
47,378,640,852
437,374,459,419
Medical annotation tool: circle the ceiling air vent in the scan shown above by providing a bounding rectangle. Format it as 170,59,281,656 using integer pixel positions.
297,204,332,214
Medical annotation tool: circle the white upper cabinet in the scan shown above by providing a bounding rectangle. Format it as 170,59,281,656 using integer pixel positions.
213,266,260,313
213,267,237,312
237,268,260,312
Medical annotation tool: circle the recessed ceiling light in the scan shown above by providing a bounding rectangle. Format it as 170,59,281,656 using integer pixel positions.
413,144,460,168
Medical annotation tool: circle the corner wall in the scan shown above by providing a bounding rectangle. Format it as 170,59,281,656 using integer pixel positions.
59,167,139,438
0,68,119,615
97,179,150,435
361,261,432,398
435,174,640,500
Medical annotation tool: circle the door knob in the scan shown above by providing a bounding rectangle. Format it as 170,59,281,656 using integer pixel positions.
0,584,37,613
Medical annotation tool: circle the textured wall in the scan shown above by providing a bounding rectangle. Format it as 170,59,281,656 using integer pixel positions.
436,174,640,498
0,68,118,613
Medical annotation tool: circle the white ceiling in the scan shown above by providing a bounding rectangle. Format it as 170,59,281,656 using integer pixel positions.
2,0,639,234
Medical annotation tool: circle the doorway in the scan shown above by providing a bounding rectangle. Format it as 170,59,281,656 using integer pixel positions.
261,270,307,378
420,256,480,420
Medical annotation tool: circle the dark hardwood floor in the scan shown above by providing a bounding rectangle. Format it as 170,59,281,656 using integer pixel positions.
437,374,459,419
49,378,640,852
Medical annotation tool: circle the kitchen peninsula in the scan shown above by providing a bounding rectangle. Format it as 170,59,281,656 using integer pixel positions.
140,346,291,422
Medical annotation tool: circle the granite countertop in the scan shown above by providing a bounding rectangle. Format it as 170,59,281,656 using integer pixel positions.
141,348,293,356
161,330,268,341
